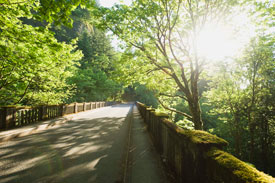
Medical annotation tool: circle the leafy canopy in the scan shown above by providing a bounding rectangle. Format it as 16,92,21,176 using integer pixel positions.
0,1,83,105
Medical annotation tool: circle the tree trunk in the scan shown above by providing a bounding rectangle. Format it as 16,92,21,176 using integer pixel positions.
233,113,241,158
189,100,203,130
249,122,256,163
260,113,269,173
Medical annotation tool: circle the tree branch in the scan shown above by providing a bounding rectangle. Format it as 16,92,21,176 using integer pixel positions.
157,98,193,120
159,92,188,101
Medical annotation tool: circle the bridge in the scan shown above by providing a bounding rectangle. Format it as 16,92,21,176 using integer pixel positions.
0,102,274,183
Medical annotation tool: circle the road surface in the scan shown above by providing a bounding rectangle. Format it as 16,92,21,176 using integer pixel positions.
0,104,169,183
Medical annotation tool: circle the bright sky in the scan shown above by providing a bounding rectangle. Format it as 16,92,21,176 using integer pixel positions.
98,0,256,61
98,0,132,7
196,10,256,61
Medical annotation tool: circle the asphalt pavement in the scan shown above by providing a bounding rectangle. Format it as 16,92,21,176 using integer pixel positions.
0,104,169,183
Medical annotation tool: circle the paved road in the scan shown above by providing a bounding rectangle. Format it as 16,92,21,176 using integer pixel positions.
0,104,169,183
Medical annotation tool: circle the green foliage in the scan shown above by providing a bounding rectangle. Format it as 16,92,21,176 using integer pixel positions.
68,68,120,102
0,2,83,105
0,0,95,26
248,0,275,29
49,7,122,103
92,0,239,130
205,35,275,174
176,118,194,130
36,0,95,26
70,29,121,102
121,84,158,108
77,29,115,71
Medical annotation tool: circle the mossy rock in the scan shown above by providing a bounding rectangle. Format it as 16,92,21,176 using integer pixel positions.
160,119,227,147
146,107,155,111
178,129,228,148
154,112,169,118
207,149,275,183
136,102,146,106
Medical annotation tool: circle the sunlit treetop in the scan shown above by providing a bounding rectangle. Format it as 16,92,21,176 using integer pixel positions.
0,0,95,26
0,0,84,105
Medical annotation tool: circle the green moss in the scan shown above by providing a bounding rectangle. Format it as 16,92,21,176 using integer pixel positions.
178,129,228,147
154,112,169,117
137,102,146,107
207,149,275,183
160,119,227,147
146,107,155,111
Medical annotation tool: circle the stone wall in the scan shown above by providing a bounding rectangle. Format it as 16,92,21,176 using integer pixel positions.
136,102,275,183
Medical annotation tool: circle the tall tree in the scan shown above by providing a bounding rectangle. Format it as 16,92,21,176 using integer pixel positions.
50,7,121,103
93,0,237,129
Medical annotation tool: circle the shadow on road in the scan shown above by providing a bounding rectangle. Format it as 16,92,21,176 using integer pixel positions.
0,107,131,183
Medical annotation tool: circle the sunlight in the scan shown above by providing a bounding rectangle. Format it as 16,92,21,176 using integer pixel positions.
196,23,237,60
195,11,255,61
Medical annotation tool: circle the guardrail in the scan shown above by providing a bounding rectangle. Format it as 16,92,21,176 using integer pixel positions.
136,101,275,183
0,101,119,130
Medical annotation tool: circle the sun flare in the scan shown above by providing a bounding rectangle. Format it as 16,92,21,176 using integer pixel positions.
195,11,255,61
196,23,238,60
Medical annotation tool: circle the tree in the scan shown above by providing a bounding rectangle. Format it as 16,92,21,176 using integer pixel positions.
0,0,95,26
122,84,158,108
0,1,83,105
205,36,275,174
241,36,274,170
50,7,122,103
205,63,247,158
93,0,237,130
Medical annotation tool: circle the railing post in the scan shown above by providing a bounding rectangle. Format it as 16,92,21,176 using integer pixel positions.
146,108,154,131
39,106,47,120
91,102,94,109
59,104,64,116
74,102,77,113
42,106,47,120
83,102,86,111
27,109,31,123
2,107,16,130
0,108,3,129
157,113,169,153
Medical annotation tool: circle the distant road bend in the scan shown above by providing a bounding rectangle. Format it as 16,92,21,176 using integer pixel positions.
0,103,169,183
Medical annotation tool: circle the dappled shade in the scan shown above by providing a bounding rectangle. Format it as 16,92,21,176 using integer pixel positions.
0,105,131,183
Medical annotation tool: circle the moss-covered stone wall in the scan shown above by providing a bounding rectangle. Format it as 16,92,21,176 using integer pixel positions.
136,102,275,183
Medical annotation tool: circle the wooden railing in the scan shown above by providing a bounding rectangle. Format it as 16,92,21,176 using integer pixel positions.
136,101,275,183
0,101,118,130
